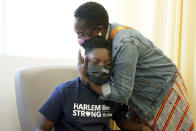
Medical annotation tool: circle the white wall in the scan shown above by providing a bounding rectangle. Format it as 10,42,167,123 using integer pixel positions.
0,55,76,131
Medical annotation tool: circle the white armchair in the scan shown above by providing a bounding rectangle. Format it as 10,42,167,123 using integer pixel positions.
15,65,78,131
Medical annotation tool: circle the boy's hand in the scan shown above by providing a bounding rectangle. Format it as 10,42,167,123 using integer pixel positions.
142,125,152,131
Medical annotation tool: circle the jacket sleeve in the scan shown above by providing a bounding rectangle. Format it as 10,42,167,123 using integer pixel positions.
101,38,140,104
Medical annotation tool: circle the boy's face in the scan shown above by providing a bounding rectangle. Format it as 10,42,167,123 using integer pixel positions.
87,48,112,85
87,48,112,69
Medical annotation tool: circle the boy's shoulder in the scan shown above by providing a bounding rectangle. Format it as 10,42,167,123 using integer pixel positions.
56,77,80,92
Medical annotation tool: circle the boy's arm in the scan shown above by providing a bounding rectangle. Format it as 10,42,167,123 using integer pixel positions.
35,86,62,130
34,116,55,131
116,118,152,131
112,105,152,131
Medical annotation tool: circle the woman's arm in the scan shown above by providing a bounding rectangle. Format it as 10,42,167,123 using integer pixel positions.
103,41,139,104
34,116,55,131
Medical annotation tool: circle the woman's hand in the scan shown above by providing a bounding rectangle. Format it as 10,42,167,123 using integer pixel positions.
77,50,89,84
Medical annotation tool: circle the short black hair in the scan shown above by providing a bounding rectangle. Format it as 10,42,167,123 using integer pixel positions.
83,37,112,55
74,2,109,29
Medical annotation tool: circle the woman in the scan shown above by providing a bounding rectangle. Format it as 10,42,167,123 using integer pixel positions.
74,2,195,131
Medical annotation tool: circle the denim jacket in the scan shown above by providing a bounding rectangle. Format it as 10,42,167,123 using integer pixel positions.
101,23,178,120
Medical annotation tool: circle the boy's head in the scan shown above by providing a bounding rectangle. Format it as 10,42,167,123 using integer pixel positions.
83,37,112,68
82,37,112,85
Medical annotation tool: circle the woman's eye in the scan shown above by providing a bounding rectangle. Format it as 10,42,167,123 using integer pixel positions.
78,33,84,37
80,34,85,37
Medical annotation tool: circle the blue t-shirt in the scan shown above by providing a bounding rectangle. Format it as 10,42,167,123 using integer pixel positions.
39,77,127,131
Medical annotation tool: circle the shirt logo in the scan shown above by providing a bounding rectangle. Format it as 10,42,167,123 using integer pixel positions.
72,103,112,118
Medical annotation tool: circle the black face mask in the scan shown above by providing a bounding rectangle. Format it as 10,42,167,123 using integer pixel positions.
87,65,112,85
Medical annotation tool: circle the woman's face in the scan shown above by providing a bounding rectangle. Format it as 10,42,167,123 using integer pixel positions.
74,17,97,39
88,48,112,69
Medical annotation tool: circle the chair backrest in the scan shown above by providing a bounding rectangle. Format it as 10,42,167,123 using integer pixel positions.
15,65,78,131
